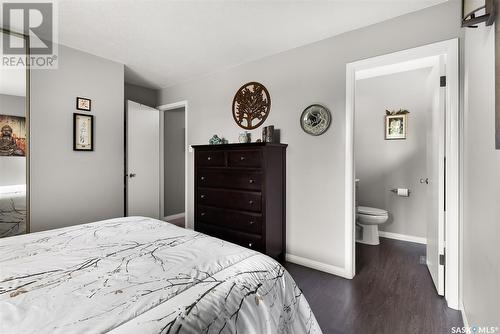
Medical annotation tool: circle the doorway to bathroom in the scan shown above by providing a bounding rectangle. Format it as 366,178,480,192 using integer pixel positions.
158,101,188,228
345,39,460,310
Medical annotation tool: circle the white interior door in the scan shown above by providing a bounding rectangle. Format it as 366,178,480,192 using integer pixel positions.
126,100,160,218
425,57,445,295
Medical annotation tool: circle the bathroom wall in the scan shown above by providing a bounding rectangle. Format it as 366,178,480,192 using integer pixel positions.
164,107,185,217
355,68,433,239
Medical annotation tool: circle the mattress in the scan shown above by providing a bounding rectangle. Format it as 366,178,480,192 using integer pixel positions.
0,216,322,334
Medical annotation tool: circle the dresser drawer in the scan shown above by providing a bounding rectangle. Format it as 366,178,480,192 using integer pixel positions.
197,169,263,191
196,206,262,234
227,150,262,168
197,188,261,212
196,222,262,251
196,151,225,167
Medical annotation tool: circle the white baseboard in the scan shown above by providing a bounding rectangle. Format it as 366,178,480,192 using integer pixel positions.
163,212,185,221
460,302,469,327
379,231,427,245
286,254,351,279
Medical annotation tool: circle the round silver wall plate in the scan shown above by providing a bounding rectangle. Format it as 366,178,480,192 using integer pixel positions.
300,104,331,136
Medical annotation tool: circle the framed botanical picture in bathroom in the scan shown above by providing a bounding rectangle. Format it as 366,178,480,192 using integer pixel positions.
385,114,407,140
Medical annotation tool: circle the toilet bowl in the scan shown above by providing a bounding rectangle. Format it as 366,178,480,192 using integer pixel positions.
356,206,389,245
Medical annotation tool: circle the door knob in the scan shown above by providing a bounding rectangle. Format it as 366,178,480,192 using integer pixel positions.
129,173,136,178
420,178,429,184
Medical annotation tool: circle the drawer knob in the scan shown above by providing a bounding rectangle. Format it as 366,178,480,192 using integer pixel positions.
249,179,254,184
200,194,206,199
200,212,206,216
200,176,205,181
248,200,254,205
249,221,255,225
240,156,246,161
248,242,253,248
207,156,212,161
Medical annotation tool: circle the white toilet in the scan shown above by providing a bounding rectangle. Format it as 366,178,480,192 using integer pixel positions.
356,206,389,245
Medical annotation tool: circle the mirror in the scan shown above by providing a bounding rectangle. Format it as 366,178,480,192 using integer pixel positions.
0,29,29,237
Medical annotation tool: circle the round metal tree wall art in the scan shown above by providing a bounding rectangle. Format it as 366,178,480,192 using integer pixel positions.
232,82,271,130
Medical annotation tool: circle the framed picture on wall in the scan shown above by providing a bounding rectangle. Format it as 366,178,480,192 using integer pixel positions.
76,97,91,111
385,114,407,140
73,113,94,151
0,115,26,156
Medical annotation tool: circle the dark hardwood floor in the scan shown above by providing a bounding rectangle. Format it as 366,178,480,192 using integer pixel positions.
285,237,463,334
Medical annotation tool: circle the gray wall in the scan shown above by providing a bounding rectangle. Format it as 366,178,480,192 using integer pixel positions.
0,94,26,186
125,83,158,108
355,69,432,239
31,44,124,232
164,107,185,217
462,24,500,327
158,1,463,269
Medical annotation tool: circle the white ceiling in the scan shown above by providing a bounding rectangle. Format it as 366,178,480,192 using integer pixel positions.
4,0,446,90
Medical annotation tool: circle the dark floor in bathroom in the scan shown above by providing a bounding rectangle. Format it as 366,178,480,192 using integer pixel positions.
285,237,463,334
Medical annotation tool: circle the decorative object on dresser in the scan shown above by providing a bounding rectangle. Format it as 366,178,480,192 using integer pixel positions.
208,134,227,145
193,142,287,260
300,104,331,136
238,131,250,143
232,82,271,130
262,125,275,143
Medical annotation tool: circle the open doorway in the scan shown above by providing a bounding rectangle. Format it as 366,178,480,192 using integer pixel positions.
345,39,460,309
158,101,188,228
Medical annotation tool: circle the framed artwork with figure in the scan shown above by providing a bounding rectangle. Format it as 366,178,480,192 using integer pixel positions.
0,115,26,156
385,114,407,140
73,113,94,151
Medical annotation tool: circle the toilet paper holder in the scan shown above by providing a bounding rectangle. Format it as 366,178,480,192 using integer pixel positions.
389,188,411,196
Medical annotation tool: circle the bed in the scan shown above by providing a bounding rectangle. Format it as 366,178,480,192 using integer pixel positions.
0,185,26,238
0,216,322,333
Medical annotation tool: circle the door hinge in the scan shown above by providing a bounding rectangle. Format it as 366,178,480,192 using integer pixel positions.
440,76,447,87
439,250,446,266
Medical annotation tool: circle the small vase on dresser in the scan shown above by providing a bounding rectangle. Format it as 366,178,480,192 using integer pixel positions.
192,142,287,261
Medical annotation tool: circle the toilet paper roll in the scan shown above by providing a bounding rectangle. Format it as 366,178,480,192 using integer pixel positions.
397,188,409,197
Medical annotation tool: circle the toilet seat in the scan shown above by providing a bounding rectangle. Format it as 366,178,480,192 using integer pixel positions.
357,206,388,216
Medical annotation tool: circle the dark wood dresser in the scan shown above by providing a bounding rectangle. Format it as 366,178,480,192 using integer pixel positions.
192,143,287,260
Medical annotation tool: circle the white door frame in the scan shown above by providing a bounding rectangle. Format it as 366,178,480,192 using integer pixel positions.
157,101,189,229
344,39,460,309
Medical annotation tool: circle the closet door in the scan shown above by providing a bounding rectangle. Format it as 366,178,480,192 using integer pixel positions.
0,30,29,238
126,100,160,218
